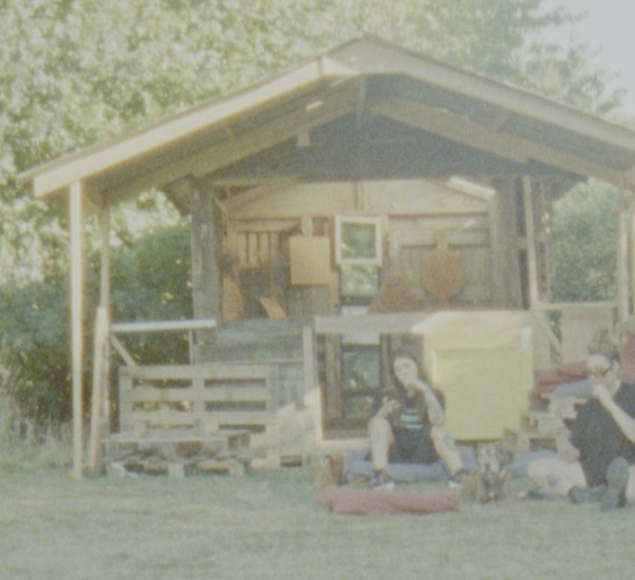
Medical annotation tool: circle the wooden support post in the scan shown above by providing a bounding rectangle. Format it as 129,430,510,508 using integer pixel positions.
190,178,222,346
300,327,315,409
69,182,84,480
98,205,112,438
522,176,540,309
88,306,109,474
99,207,111,308
618,201,630,324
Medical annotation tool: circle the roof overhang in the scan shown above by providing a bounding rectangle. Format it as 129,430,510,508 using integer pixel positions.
19,36,635,208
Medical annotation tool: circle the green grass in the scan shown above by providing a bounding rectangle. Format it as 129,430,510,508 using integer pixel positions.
1,467,634,580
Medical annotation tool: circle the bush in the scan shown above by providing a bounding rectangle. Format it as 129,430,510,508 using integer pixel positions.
552,182,619,302
0,224,193,425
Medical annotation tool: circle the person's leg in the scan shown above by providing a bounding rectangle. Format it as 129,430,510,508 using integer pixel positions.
430,426,464,476
526,456,586,497
368,416,394,472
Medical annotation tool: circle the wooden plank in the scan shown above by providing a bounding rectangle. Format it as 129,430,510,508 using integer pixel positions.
326,41,635,154
112,319,217,333
371,96,627,188
523,177,540,308
88,306,109,475
532,310,562,358
99,207,111,307
127,410,273,428
31,61,327,197
190,180,221,330
120,364,272,381
315,312,432,334
534,301,617,311
97,81,360,205
301,327,315,408
111,335,137,366
70,181,84,480
398,228,488,248
618,205,629,325
122,386,270,404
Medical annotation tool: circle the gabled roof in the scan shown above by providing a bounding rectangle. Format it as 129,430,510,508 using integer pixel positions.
20,36,635,206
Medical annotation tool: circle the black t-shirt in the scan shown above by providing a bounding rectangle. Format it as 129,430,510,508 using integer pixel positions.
569,382,635,487
371,385,445,464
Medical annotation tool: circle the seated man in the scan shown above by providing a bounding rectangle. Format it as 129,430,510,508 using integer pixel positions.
368,349,466,489
527,329,635,511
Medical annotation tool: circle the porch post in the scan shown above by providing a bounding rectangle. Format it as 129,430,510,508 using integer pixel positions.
522,176,539,309
189,178,221,346
617,195,629,324
99,206,111,308
69,181,84,479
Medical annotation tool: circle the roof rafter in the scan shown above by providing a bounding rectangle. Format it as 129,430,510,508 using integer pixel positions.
98,80,362,205
371,97,627,188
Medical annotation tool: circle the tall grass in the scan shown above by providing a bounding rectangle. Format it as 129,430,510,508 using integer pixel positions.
0,374,72,470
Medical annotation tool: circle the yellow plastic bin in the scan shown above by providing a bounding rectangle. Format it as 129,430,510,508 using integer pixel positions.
415,311,533,441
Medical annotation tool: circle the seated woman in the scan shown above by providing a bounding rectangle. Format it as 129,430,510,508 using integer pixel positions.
368,349,466,489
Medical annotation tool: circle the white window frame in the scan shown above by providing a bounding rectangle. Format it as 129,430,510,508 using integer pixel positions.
334,215,383,266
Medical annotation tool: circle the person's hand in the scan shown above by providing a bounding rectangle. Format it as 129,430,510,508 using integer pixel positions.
379,397,401,419
592,384,612,407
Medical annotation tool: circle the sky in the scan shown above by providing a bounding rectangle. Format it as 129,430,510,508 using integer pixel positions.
542,0,635,117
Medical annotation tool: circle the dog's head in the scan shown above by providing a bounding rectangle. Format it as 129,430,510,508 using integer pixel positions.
476,442,512,477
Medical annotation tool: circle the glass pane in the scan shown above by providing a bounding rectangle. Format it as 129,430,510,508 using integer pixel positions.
341,222,377,259
341,347,381,392
343,395,375,420
340,265,379,298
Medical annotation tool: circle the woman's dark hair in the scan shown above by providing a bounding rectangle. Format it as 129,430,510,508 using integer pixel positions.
390,348,429,385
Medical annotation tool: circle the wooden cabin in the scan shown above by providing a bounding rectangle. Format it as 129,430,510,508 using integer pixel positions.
20,37,635,476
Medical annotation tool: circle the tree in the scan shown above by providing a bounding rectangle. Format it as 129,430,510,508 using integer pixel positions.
0,0,626,423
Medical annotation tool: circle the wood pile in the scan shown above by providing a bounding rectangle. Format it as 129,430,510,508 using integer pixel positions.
502,394,586,453
106,428,252,477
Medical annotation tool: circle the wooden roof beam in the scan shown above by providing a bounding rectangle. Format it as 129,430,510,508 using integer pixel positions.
99,80,361,204
327,39,635,153
371,97,627,188
27,61,336,198
224,178,297,212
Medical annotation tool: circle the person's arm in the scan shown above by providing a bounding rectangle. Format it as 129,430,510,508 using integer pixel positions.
411,379,445,426
594,385,635,444
371,392,401,422
554,427,580,463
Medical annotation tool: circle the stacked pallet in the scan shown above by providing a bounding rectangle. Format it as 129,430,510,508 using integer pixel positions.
503,394,585,452
107,362,280,475
107,428,251,477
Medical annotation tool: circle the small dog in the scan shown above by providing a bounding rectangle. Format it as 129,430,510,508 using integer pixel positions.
314,451,345,488
461,442,513,504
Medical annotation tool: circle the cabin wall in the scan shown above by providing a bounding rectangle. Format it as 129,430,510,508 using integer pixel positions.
221,179,507,318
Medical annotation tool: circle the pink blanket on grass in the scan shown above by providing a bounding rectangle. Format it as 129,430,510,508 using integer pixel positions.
318,489,460,516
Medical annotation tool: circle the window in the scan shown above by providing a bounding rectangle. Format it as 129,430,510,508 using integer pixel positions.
335,216,382,266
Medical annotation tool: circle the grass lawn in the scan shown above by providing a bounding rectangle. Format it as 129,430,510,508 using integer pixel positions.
1,466,633,580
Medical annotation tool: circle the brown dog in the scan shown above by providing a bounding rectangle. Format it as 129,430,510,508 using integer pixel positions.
461,442,513,504
314,451,345,488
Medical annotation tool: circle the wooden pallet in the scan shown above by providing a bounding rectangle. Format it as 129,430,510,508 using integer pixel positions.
106,428,252,476
505,394,586,453
116,363,281,468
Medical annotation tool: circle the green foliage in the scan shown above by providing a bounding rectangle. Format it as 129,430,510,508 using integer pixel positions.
0,275,71,423
0,223,192,422
109,223,193,365
552,181,620,302
0,0,628,428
